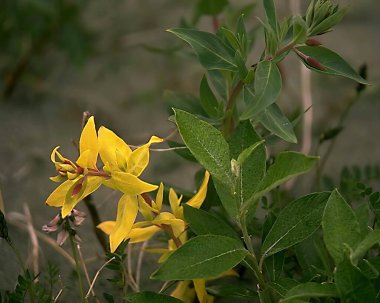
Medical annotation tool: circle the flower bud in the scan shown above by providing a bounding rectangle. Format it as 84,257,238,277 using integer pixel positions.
306,56,326,71
306,38,322,46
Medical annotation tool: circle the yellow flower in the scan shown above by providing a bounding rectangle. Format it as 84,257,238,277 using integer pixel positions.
97,171,210,252
98,127,162,195
46,117,104,217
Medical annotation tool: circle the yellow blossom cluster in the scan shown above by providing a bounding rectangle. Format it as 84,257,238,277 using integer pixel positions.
46,116,218,302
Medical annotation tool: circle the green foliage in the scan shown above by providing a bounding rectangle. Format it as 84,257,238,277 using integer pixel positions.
281,282,338,302
261,192,330,258
241,60,282,120
254,152,319,198
183,204,239,239
5,0,377,302
322,189,362,264
0,0,93,97
167,28,237,71
295,46,369,84
126,291,184,303
151,235,247,280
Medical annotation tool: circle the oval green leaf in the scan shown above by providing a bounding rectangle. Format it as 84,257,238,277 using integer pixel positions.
241,60,282,120
254,151,319,198
167,28,237,71
295,46,369,84
151,235,247,281
174,108,234,188
281,282,338,302
261,192,330,258
183,204,239,239
322,189,361,264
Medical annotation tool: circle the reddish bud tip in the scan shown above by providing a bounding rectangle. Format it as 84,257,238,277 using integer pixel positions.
306,38,322,46
72,183,83,197
306,56,326,71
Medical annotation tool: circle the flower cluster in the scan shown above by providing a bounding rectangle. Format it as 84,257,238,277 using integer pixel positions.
45,116,220,302
46,116,162,251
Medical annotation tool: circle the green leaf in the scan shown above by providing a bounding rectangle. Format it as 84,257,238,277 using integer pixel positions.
295,46,369,84
151,235,247,280
196,0,229,16
213,178,239,219
174,109,234,188
261,192,330,258
168,28,237,71
236,140,265,205
264,251,284,282
164,90,204,116
335,257,377,303
281,283,338,302
292,16,307,44
258,104,297,143
228,120,264,159
200,75,222,118
207,283,258,299
254,152,319,198
322,189,362,264
351,229,380,264
269,278,300,297
126,291,184,303
263,0,278,34
241,60,282,119
183,204,239,239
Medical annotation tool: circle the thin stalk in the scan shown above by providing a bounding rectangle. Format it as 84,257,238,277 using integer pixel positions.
223,80,244,136
240,213,266,291
69,235,85,303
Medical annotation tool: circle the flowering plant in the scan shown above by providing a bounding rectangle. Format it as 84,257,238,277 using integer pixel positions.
1,1,378,303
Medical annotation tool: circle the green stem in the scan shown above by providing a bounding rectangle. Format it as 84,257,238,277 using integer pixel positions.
223,80,244,136
240,212,267,291
69,234,85,303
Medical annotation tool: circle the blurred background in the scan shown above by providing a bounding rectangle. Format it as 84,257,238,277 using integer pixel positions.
0,0,379,299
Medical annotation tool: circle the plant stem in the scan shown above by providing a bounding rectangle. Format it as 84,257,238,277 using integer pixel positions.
223,80,244,136
69,234,85,303
240,212,267,292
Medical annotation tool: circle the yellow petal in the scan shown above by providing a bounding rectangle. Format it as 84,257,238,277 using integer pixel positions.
127,136,163,177
186,171,210,209
193,279,207,303
110,195,139,253
98,126,132,171
169,188,183,218
61,176,103,218
111,171,158,195
97,221,116,235
171,280,196,303
78,116,98,169
155,182,164,212
137,195,154,220
128,226,160,243
46,179,76,207
76,149,91,169
50,175,66,183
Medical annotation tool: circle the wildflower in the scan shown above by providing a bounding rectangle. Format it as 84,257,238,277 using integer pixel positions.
42,209,86,246
98,126,162,195
46,117,105,217
97,171,210,252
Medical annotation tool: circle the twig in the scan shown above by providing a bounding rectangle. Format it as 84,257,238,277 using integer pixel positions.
23,205,39,276
127,244,139,291
85,257,116,299
135,240,149,287
7,212,76,266
77,243,95,297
